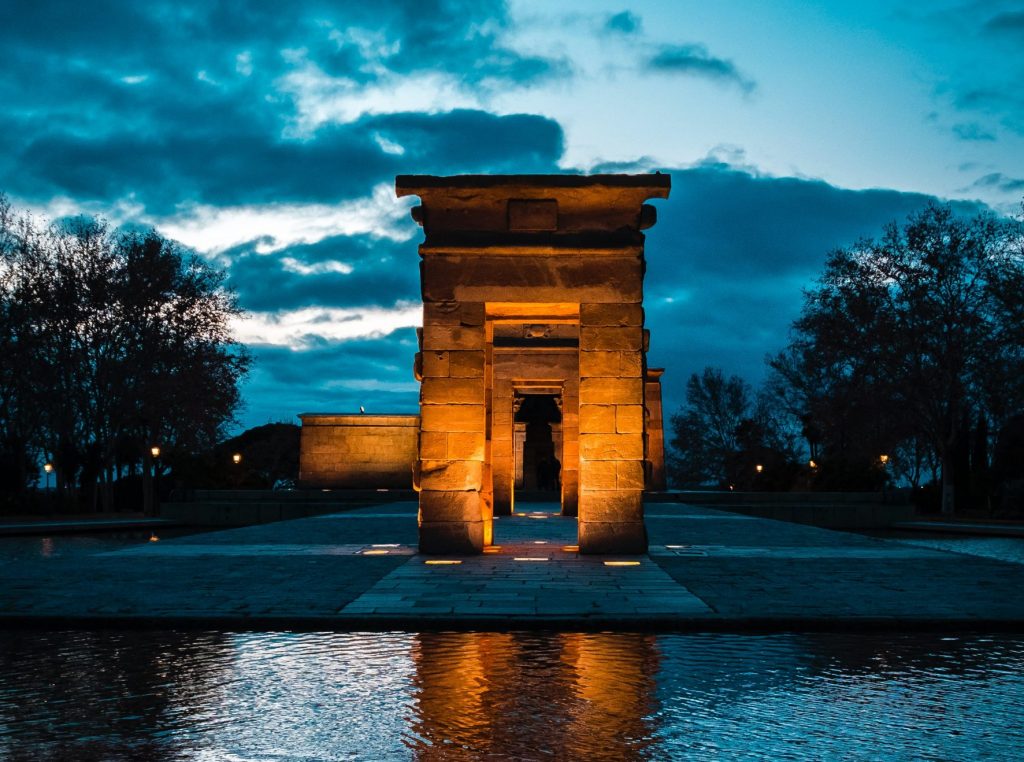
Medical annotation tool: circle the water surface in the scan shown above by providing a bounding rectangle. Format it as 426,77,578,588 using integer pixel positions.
2,630,1022,760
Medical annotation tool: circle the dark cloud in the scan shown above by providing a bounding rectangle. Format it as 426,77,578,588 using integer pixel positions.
605,11,641,35
970,172,1024,193
640,165,990,415
954,89,1024,135
10,109,564,213
982,10,1024,35
952,122,996,141
645,44,756,94
225,234,420,312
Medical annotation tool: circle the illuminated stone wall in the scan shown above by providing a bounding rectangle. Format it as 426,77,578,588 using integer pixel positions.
298,414,418,488
398,174,671,554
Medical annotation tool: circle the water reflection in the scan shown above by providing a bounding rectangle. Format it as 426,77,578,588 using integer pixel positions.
1,630,1023,760
407,632,658,759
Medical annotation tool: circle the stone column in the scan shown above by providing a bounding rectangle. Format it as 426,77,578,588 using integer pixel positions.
577,303,647,553
417,301,488,553
644,368,667,491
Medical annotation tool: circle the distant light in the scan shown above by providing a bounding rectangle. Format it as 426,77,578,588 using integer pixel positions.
513,557,548,562
43,463,53,474
809,459,817,469
755,464,764,473
232,453,242,464
149,534,159,542
562,545,579,552
425,559,461,565
527,515,549,520
880,454,889,465
372,544,400,548
150,446,161,458
362,549,389,555
533,540,547,544
604,561,641,567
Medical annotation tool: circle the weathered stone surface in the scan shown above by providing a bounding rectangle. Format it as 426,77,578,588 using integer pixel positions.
578,520,647,554
420,405,486,433
421,350,449,377
419,520,484,554
579,404,616,433
449,351,485,377
579,432,644,460
579,350,620,378
579,378,644,405
299,414,419,488
579,326,643,352
421,378,485,405
419,431,447,460
447,432,486,460
616,460,647,490
419,460,484,491
580,460,617,490
418,490,483,522
580,303,643,327
422,325,486,351
616,405,645,434
580,490,644,522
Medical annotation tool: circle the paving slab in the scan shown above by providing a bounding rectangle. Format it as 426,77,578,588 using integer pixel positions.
0,500,1023,630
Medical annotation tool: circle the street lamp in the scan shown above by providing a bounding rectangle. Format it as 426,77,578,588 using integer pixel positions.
755,464,764,474
43,462,53,491
879,454,889,465
808,459,817,469
150,445,162,514
232,452,242,465
151,445,161,459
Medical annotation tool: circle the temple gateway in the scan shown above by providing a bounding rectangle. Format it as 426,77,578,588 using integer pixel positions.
299,174,670,554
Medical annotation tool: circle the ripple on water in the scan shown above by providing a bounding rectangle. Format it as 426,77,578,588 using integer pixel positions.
1,630,1023,760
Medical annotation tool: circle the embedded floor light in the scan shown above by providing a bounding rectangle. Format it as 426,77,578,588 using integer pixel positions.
424,559,461,565
604,560,641,567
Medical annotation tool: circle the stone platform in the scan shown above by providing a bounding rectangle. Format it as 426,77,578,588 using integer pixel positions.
2,501,1023,630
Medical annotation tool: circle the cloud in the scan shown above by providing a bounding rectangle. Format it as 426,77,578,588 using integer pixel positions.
952,122,996,141
233,303,421,350
605,11,641,35
982,11,1024,35
645,44,756,94
969,172,1024,193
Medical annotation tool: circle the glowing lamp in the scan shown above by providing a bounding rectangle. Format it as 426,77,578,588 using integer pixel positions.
809,459,817,469
604,561,641,567
755,464,764,473
880,454,889,465
43,463,53,474
151,446,161,458
232,453,242,464
425,559,461,565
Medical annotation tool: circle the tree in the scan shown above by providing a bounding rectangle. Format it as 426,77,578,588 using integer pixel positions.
771,203,1024,512
668,367,800,489
0,194,251,513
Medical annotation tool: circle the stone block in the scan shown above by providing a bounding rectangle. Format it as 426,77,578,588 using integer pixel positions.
580,460,617,490
579,377,643,404
580,303,643,327
421,378,485,405
418,490,482,522
420,405,485,432
580,489,644,521
422,325,485,351
449,351,485,377
419,520,484,554
616,405,645,434
579,432,644,460
579,404,616,433
619,351,643,376
419,459,483,491
616,460,646,490
419,432,447,459
580,326,643,351
421,350,449,377
447,432,485,460
578,521,647,554
579,350,621,378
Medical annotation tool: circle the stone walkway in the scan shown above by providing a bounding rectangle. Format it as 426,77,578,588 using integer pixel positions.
1,501,1023,629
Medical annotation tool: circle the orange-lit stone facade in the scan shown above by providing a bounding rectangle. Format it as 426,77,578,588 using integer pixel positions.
398,174,671,554
298,414,419,488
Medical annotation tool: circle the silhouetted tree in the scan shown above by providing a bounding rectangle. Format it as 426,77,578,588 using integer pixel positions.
0,194,251,513
668,367,800,489
771,203,1024,512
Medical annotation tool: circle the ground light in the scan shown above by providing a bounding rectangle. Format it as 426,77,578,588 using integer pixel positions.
604,561,641,567
424,560,461,565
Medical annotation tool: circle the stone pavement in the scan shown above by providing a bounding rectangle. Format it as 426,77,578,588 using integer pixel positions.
1,500,1023,630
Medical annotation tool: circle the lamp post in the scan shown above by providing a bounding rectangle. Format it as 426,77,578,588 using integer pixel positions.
151,446,161,512
43,462,53,492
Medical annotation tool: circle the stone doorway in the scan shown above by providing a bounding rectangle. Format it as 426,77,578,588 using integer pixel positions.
513,392,562,501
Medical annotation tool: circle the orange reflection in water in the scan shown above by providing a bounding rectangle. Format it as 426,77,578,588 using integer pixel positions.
407,632,658,760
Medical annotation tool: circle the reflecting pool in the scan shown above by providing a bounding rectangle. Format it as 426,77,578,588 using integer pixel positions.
2,630,1023,760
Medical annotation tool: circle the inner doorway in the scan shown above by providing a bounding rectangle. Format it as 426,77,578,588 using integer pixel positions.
514,393,562,499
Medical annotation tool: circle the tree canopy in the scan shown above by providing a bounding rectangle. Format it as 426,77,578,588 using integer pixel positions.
769,203,1024,511
0,193,251,511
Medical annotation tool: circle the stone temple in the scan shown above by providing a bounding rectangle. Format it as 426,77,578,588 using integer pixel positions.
299,174,670,554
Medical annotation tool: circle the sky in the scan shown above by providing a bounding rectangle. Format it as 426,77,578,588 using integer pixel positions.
2,0,1023,430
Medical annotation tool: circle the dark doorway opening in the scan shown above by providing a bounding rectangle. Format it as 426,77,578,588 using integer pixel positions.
514,394,562,501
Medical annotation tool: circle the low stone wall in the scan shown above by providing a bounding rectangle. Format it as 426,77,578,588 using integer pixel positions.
299,414,419,489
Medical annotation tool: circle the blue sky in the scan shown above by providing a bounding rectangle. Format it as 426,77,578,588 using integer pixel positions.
3,0,1023,429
